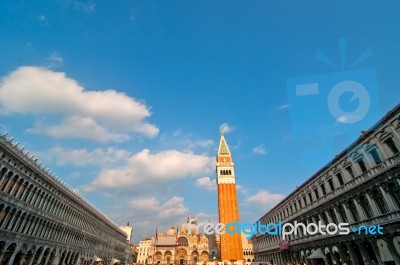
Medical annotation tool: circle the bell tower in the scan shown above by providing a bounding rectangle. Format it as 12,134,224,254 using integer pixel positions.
216,133,243,261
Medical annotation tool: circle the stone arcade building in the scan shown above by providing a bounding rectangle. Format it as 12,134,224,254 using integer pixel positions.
0,134,130,265
253,104,400,265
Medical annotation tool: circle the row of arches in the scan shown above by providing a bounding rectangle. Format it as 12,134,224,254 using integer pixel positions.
219,170,232,176
0,164,118,239
257,237,400,265
0,201,127,258
266,130,400,223
0,203,98,249
153,249,210,264
256,176,400,246
0,241,97,265
242,249,253,257
0,146,129,262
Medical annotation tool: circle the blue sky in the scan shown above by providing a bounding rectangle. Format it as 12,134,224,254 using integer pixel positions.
1,0,399,243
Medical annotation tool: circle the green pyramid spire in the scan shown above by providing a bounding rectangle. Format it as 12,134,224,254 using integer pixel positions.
218,134,231,155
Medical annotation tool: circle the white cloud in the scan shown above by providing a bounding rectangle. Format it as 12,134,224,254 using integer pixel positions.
336,115,360,123
195,176,216,191
0,66,159,141
245,190,285,210
74,0,96,14
219,123,234,134
56,0,96,14
276,104,290,110
45,51,64,69
195,139,214,148
183,139,214,151
252,144,267,155
29,117,130,142
85,149,213,191
37,15,46,22
68,172,81,180
130,197,160,210
130,196,189,219
236,184,249,196
159,130,215,153
44,146,130,167
194,212,218,224
160,196,189,218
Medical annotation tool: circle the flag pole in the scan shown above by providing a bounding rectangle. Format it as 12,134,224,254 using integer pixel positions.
153,225,158,265
175,225,178,265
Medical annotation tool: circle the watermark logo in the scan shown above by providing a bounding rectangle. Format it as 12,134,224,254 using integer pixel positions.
286,38,381,167
191,221,383,240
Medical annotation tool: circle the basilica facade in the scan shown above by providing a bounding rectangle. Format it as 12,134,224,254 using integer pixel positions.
147,219,220,265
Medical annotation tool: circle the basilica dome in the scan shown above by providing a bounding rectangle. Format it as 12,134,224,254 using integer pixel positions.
166,225,176,236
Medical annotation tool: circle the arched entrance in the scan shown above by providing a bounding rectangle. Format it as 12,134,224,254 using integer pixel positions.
155,251,162,264
165,251,172,265
331,246,341,265
13,244,28,265
1,243,17,265
340,243,351,264
177,249,187,264
377,239,395,264
47,249,56,265
34,247,44,264
192,251,199,264
363,241,378,263
25,246,36,265
350,242,363,265
60,250,67,265
324,247,333,265
200,251,208,262
40,248,51,265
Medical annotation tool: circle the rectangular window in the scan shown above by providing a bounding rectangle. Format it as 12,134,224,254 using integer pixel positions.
314,189,319,200
349,201,360,222
385,138,399,155
303,196,307,206
338,205,348,222
336,173,344,186
328,179,335,191
314,214,320,223
374,193,389,214
308,193,313,203
391,189,400,209
321,213,328,225
346,166,355,179
357,159,368,173
320,184,326,195
298,199,302,209
330,209,338,224
360,196,374,218
369,148,382,164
